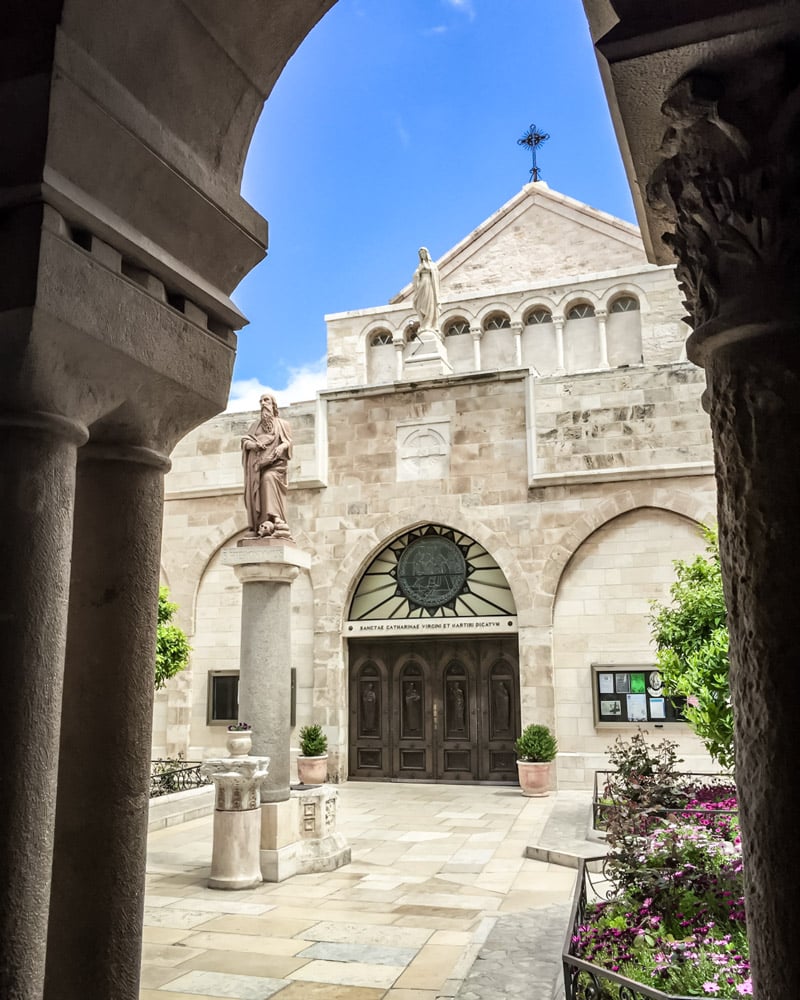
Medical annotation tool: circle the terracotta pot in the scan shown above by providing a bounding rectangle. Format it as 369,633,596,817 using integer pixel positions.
297,754,328,786
516,759,552,797
226,730,253,757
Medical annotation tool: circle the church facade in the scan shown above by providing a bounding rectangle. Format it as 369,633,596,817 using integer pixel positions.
156,182,717,788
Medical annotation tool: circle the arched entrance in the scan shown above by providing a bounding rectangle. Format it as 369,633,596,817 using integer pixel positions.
346,524,520,782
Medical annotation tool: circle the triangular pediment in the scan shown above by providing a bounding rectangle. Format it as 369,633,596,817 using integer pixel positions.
391,183,647,302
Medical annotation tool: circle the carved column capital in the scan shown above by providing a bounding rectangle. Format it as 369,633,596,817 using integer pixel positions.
469,325,482,340
202,758,270,811
646,49,800,361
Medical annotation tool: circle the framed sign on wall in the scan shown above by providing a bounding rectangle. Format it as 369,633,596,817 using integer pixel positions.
591,664,686,727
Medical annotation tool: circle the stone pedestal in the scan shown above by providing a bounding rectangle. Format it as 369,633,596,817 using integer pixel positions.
202,757,269,890
259,785,351,883
402,329,452,379
222,543,311,802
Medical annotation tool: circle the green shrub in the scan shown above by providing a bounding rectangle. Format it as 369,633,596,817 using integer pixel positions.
515,724,557,762
155,587,190,691
299,724,328,757
650,525,734,771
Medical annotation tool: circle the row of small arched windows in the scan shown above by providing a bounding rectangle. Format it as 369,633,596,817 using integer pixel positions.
369,295,640,346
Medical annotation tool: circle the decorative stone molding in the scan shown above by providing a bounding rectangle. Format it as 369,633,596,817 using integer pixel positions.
647,51,800,349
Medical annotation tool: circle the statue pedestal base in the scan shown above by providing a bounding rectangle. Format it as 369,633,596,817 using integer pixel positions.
260,785,351,883
403,329,452,379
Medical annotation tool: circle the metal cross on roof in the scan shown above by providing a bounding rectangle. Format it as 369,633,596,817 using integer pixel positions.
517,123,550,182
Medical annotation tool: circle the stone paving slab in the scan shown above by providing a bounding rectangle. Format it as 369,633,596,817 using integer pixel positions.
160,970,287,998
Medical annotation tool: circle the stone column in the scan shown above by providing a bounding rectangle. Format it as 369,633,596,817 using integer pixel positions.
553,314,565,372
596,309,609,368
223,544,312,801
647,57,800,1000
0,412,87,1000
470,325,482,370
393,333,405,380
511,321,523,367
44,443,170,1000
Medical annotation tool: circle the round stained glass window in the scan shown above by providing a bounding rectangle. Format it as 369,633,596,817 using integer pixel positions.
396,536,467,609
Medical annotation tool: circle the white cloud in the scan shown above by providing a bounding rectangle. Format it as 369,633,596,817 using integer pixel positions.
423,24,448,36
226,357,327,412
443,0,475,19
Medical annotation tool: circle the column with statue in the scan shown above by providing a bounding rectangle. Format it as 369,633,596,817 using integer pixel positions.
222,391,349,881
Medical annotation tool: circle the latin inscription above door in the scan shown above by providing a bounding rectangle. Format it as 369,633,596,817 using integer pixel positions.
348,637,520,783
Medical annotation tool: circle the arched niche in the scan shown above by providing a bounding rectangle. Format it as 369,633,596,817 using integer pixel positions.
551,507,710,784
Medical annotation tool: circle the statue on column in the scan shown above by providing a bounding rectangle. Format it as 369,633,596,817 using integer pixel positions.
241,392,293,539
412,247,441,335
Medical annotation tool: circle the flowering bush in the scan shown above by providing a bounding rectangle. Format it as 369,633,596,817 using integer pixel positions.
602,732,688,891
227,722,251,732
573,775,748,997
679,783,739,842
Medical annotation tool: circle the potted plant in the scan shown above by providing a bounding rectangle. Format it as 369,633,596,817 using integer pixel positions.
297,723,328,785
515,723,557,796
226,721,252,757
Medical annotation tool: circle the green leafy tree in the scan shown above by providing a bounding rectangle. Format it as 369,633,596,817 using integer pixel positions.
650,526,734,771
155,586,191,691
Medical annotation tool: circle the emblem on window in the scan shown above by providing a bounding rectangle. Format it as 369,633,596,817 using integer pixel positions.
396,536,467,609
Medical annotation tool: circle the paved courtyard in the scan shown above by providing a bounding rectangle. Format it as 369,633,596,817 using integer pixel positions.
141,782,582,999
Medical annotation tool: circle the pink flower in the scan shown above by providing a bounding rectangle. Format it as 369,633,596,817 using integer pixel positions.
703,982,719,994
736,980,753,996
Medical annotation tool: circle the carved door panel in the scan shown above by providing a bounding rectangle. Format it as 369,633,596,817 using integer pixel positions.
479,642,520,781
394,651,435,779
348,650,390,779
436,651,479,781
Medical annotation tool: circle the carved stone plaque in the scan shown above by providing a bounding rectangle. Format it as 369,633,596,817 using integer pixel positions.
396,536,466,609
397,419,451,482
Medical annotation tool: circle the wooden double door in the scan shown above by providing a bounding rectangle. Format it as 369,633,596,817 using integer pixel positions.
348,637,520,782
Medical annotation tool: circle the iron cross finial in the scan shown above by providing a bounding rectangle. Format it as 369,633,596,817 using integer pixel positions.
517,123,550,182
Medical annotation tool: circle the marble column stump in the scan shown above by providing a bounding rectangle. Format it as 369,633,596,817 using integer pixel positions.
202,757,270,890
222,542,349,881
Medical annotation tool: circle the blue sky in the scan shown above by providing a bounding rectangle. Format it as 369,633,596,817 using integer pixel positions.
228,0,635,410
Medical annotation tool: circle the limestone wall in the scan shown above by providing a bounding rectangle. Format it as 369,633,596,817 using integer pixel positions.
534,364,709,476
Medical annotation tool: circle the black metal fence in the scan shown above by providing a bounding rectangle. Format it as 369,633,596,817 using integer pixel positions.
592,770,737,832
562,857,697,1000
149,759,212,798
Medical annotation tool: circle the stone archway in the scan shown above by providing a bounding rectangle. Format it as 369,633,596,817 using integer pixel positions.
345,523,520,783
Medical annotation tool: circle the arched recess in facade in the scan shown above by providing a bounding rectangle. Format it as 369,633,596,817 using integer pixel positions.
346,523,522,784
550,506,709,787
